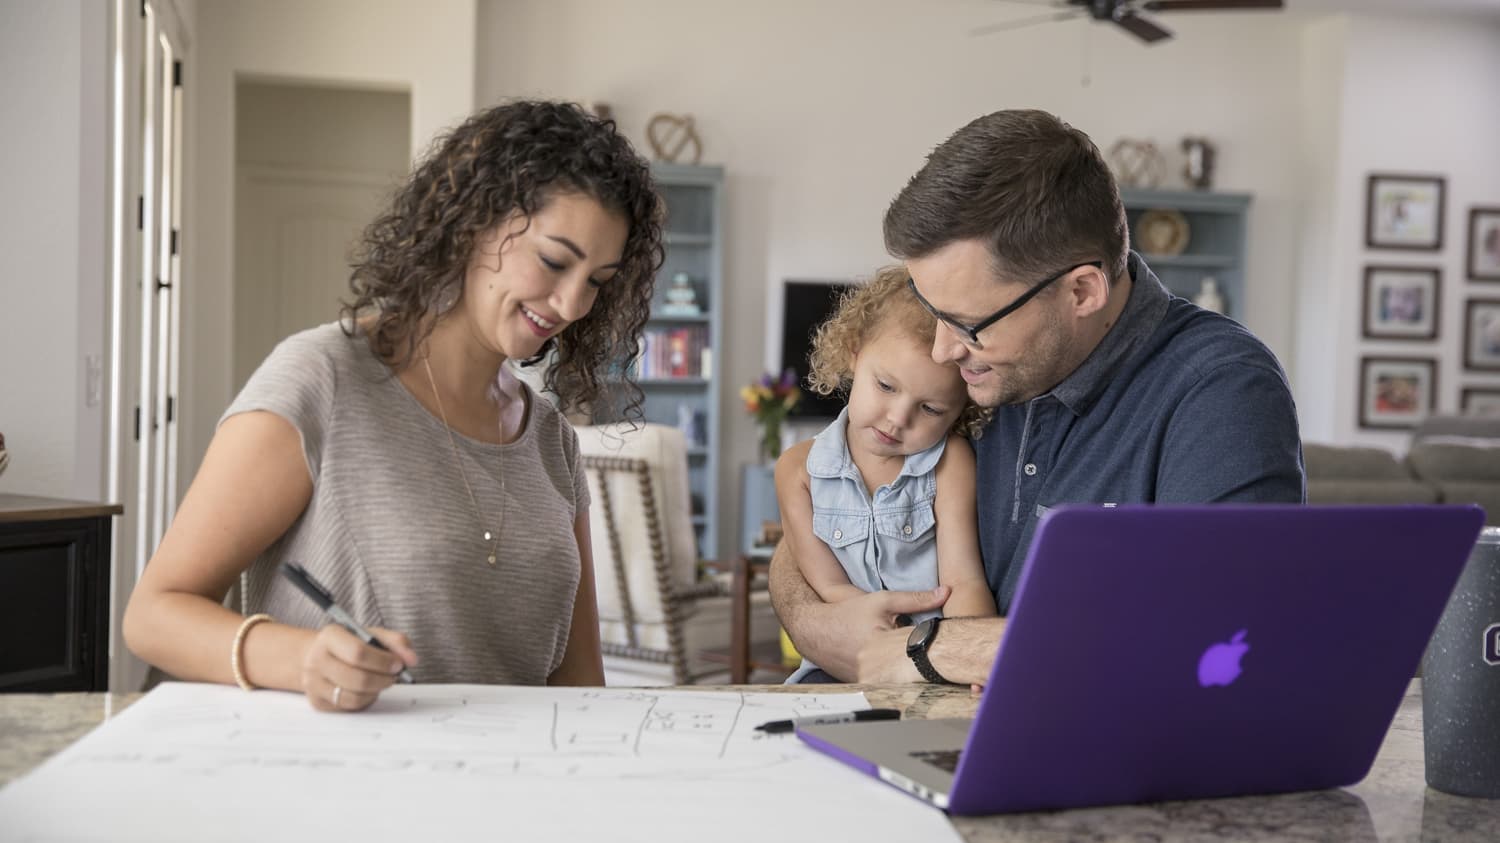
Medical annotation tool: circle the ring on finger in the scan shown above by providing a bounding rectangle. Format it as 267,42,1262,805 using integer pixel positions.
332,684,343,707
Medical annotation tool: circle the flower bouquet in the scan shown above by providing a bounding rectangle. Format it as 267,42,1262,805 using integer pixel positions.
740,370,801,463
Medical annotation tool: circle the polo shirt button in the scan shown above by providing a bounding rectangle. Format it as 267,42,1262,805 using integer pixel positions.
833,529,843,540
1024,463,1038,476
903,524,912,535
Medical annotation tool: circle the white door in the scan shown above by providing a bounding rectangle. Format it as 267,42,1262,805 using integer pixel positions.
109,0,188,693
230,81,409,391
232,168,394,390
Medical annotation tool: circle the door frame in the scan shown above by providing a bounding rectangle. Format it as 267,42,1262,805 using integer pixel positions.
107,0,190,693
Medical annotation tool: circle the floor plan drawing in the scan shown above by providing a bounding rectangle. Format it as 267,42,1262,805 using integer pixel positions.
0,683,962,842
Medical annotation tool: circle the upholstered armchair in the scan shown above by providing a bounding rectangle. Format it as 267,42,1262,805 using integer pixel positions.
576,422,762,684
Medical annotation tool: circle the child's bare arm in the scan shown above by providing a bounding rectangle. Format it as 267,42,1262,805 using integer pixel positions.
775,441,867,604
933,435,997,618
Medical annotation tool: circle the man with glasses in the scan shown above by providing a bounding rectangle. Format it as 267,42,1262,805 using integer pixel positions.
770,109,1304,685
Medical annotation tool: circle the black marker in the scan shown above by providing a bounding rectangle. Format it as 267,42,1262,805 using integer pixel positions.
755,708,901,734
280,561,414,683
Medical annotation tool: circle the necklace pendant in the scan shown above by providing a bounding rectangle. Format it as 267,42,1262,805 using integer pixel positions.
487,552,497,566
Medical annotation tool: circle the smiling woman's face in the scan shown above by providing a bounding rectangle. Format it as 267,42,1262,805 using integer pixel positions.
456,191,629,362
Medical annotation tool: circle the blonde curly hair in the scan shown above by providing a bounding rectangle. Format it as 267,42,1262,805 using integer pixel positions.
806,266,992,438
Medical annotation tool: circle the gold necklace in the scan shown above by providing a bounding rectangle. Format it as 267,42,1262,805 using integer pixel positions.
421,354,503,566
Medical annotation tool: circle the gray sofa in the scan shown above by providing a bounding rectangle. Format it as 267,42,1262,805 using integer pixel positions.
1304,416,1500,523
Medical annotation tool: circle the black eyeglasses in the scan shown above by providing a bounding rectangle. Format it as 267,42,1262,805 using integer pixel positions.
908,261,1103,350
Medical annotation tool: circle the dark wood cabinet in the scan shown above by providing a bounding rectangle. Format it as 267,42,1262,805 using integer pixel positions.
0,495,122,692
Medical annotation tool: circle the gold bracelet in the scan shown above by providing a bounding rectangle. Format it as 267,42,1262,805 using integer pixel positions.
231,613,274,691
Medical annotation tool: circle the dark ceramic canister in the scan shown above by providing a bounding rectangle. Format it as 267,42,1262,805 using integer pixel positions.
1423,526,1500,798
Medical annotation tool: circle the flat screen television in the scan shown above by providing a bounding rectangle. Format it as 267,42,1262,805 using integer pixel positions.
781,279,854,419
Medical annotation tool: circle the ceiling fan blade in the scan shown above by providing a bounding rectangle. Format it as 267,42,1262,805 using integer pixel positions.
1142,0,1283,11
1113,10,1173,43
970,9,1085,37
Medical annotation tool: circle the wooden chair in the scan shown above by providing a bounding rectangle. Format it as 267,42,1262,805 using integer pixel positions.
576,422,733,684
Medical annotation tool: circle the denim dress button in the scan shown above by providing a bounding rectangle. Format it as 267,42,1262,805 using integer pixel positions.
1024,463,1038,476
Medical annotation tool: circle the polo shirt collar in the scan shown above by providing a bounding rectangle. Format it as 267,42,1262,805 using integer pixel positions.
1047,251,1171,416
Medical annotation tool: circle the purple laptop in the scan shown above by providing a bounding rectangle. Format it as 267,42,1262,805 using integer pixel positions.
797,504,1484,815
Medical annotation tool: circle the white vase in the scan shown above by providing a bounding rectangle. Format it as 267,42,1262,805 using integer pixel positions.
1194,277,1225,314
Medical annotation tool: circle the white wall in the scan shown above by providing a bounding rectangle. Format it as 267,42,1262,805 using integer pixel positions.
1292,14,1352,441
181,0,476,489
476,0,1319,560
1306,14,1500,448
0,1,109,501
236,82,411,174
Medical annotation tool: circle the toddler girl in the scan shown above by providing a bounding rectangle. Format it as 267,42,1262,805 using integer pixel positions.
776,266,995,683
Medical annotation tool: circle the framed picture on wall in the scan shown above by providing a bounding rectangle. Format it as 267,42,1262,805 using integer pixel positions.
1468,207,1500,281
1460,387,1500,418
1358,356,1436,429
1361,266,1440,340
1365,173,1445,250
1464,299,1500,371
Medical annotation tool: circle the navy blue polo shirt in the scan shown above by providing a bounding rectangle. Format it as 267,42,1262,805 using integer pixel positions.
974,253,1305,613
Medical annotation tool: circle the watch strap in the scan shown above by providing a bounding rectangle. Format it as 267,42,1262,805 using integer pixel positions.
909,619,949,684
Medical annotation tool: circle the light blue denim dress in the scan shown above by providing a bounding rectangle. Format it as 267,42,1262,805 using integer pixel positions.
785,408,947,683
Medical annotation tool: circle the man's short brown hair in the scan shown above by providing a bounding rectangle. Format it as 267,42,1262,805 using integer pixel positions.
883,109,1128,284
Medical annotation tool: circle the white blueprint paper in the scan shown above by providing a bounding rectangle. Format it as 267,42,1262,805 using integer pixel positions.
0,682,961,842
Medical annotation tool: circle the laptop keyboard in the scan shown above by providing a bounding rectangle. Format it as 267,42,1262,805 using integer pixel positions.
910,749,962,773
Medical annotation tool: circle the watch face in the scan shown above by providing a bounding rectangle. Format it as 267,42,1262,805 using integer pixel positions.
907,617,936,653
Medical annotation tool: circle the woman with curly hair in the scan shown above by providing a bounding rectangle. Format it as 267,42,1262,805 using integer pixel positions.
775,266,995,684
124,101,664,709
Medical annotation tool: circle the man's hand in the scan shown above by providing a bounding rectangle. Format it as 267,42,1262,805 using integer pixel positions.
805,586,950,680
847,586,952,635
855,626,923,684
772,545,950,681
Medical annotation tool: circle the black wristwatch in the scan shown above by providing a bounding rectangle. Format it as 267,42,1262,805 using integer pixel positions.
906,616,950,684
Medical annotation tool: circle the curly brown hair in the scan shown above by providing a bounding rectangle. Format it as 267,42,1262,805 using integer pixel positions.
807,266,992,438
342,99,664,419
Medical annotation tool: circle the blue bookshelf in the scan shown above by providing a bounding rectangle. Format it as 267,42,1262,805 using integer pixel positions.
607,163,724,560
1121,188,1251,321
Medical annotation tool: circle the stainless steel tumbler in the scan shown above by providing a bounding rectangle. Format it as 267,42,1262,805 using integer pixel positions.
1423,526,1500,798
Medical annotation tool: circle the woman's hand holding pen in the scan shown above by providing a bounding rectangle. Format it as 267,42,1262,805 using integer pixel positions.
300,625,418,712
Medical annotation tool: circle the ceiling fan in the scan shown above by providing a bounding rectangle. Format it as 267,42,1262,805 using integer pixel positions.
973,0,1285,45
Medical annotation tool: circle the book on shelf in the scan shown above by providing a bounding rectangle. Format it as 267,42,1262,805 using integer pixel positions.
632,326,710,380
669,331,690,377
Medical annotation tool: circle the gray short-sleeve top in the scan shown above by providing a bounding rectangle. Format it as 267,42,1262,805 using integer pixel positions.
223,322,590,685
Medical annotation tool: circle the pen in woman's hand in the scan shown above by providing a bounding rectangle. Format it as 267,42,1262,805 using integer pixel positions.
280,562,415,683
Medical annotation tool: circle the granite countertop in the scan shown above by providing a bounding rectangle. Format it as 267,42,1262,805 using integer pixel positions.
3,682,1497,841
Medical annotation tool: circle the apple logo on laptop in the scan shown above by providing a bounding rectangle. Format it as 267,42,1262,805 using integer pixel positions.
1197,629,1250,687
